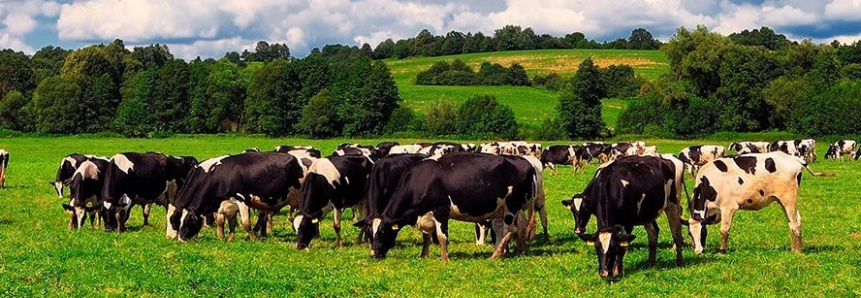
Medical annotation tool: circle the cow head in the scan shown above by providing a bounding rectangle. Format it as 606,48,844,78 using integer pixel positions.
293,214,320,250
177,209,204,242
689,175,720,253
100,197,131,232
62,199,97,229
825,144,838,159
370,219,402,259
561,193,590,234
578,225,635,281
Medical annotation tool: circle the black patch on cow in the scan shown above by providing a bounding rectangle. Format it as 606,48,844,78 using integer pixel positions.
714,160,728,172
737,177,744,185
747,199,753,204
794,140,801,147
759,189,765,196
733,156,757,175
504,214,514,225
699,176,717,202
301,158,313,167
764,158,777,173
796,172,802,186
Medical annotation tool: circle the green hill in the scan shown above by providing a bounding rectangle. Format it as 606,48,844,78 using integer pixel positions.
384,49,668,128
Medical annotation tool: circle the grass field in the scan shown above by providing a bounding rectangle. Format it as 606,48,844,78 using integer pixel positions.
383,49,665,128
1,136,860,297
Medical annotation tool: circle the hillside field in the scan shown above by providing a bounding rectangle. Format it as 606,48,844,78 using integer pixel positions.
383,49,669,127
1,136,859,297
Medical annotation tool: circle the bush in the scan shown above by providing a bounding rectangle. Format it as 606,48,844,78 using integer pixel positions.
790,81,861,135
423,100,456,135
841,63,861,80
532,73,567,90
663,96,720,138
112,98,153,137
507,63,530,86
527,118,565,140
432,71,479,85
602,64,644,98
477,62,510,85
617,91,665,134
455,95,519,139
299,89,339,138
385,106,419,134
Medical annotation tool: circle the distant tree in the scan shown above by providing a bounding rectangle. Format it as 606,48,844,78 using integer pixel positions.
0,90,30,131
563,32,586,48
360,43,373,58
627,28,661,50
223,51,244,67
373,39,396,59
0,49,35,99
662,25,732,98
393,39,412,59
299,89,339,138
728,26,790,50
82,73,119,132
557,58,606,139
243,60,302,135
442,31,466,56
31,46,71,83
412,29,435,56
113,97,152,137
32,75,86,133
494,25,527,51
131,43,173,69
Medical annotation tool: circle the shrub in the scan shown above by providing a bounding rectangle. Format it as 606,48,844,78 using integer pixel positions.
455,95,519,139
423,100,456,135
663,96,720,138
477,62,510,85
507,63,530,86
299,89,339,138
617,91,665,134
532,73,567,90
385,106,419,134
527,118,565,140
112,98,153,137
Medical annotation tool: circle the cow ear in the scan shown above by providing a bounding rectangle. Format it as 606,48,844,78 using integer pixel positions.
62,203,74,211
616,233,636,246
561,199,572,207
578,233,596,245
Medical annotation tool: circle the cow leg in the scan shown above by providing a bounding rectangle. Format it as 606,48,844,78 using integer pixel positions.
719,208,738,254
432,215,450,262
474,222,488,245
664,202,686,266
644,221,659,266
536,202,549,243
421,233,432,258
215,212,226,240
515,211,528,255
333,208,343,248
778,200,803,253
236,201,256,240
227,213,238,242
142,203,152,226
257,211,271,239
166,203,178,239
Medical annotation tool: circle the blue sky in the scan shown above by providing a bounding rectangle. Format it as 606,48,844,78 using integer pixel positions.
2,0,861,60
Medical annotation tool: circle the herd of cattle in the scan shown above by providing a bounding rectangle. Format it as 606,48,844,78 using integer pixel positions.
24,138,841,280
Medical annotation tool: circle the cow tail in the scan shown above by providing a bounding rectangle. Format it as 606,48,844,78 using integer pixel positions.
796,156,834,177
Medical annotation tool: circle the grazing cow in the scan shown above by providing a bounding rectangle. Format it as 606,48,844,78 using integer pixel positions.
686,152,828,254
61,159,109,229
640,146,659,156
375,142,400,157
294,155,375,249
52,154,109,197
540,145,586,174
251,148,320,234
562,155,685,280
478,142,501,155
582,142,605,163
728,142,770,154
333,144,383,161
678,145,727,177
600,143,638,163
795,139,816,163
0,149,7,189
505,155,548,243
173,152,304,241
354,154,428,243
244,148,261,153
388,144,423,154
370,153,537,261
274,145,318,155
100,152,193,232
770,140,800,157
825,140,856,161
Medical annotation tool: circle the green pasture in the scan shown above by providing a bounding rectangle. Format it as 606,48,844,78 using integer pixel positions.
0,136,859,297
383,49,664,127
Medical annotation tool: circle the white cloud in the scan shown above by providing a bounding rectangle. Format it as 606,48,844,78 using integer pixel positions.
161,37,257,60
3,14,37,36
0,33,34,54
824,0,861,21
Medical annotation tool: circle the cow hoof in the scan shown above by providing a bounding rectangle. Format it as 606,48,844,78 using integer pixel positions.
718,249,727,254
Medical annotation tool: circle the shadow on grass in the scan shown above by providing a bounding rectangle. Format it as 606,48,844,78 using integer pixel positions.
0,218,12,225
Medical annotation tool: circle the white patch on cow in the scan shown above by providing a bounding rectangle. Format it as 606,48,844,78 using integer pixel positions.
335,149,347,156
293,215,305,232
572,197,583,212
75,161,100,180
54,181,64,198
620,179,629,187
309,158,340,187
63,156,78,168
372,218,381,238
103,201,112,209
415,211,436,234
198,155,229,173
637,194,646,213
344,176,350,185
119,194,132,210
218,199,239,216
599,232,612,254
111,154,135,174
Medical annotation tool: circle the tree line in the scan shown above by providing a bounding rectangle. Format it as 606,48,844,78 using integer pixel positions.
616,25,861,137
0,40,400,137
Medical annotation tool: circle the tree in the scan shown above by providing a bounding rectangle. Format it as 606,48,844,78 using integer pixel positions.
0,90,31,131
507,63,530,86
728,26,790,50
0,49,35,99
373,39,396,59
299,89,339,138
412,29,435,56
131,44,173,69
628,28,660,50
441,31,466,56
662,25,731,98
61,46,115,80
455,95,518,139
494,25,527,51
393,39,412,59
243,60,302,135
424,100,456,135
193,59,248,132
557,58,606,139
31,46,71,83
32,75,86,133
82,74,119,132
113,97,152,137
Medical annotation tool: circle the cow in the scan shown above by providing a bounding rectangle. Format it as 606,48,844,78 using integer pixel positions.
375,142,400,157
728,142,770,154
582,142,606,163
561,155,685,280
100,152,193,233
354,154,429,244
52,154,109,198
389,144,423,154
274,145,318,155
294,155,375,249
369,153,537,261
244,148,261,153
478,142,501,155
796,139,816,163
333,144,383,161
639,146,659,156
540,145,586,174
770,140,800,157
678,145,727,177
505,155,548,243
250,148,320,234
0,149,7,189
600,143,638,163
825,140,856,161
686,152,828,255
172,152,304,241
61,159,109,229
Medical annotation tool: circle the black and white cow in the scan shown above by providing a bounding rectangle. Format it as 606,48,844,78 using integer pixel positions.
796,139,816,163
294,155,375,249
61,159,110,229
388,144,424,154
825,140,856,161
370,153,537,261
100,152,193,232
173,152,305,241
686,152,827,254
0,149,7,189
333,144,383,161
375,142,400,157
770,140,801,157
52,154,109,198
562,155,685,280
354,153,428,244
274,145,319,156
582,142,605,163
678,145,727,177
540,145,587,174
728,142,770,154
599,142,638,163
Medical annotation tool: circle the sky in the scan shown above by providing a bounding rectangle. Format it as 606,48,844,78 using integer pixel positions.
3,0,861,60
